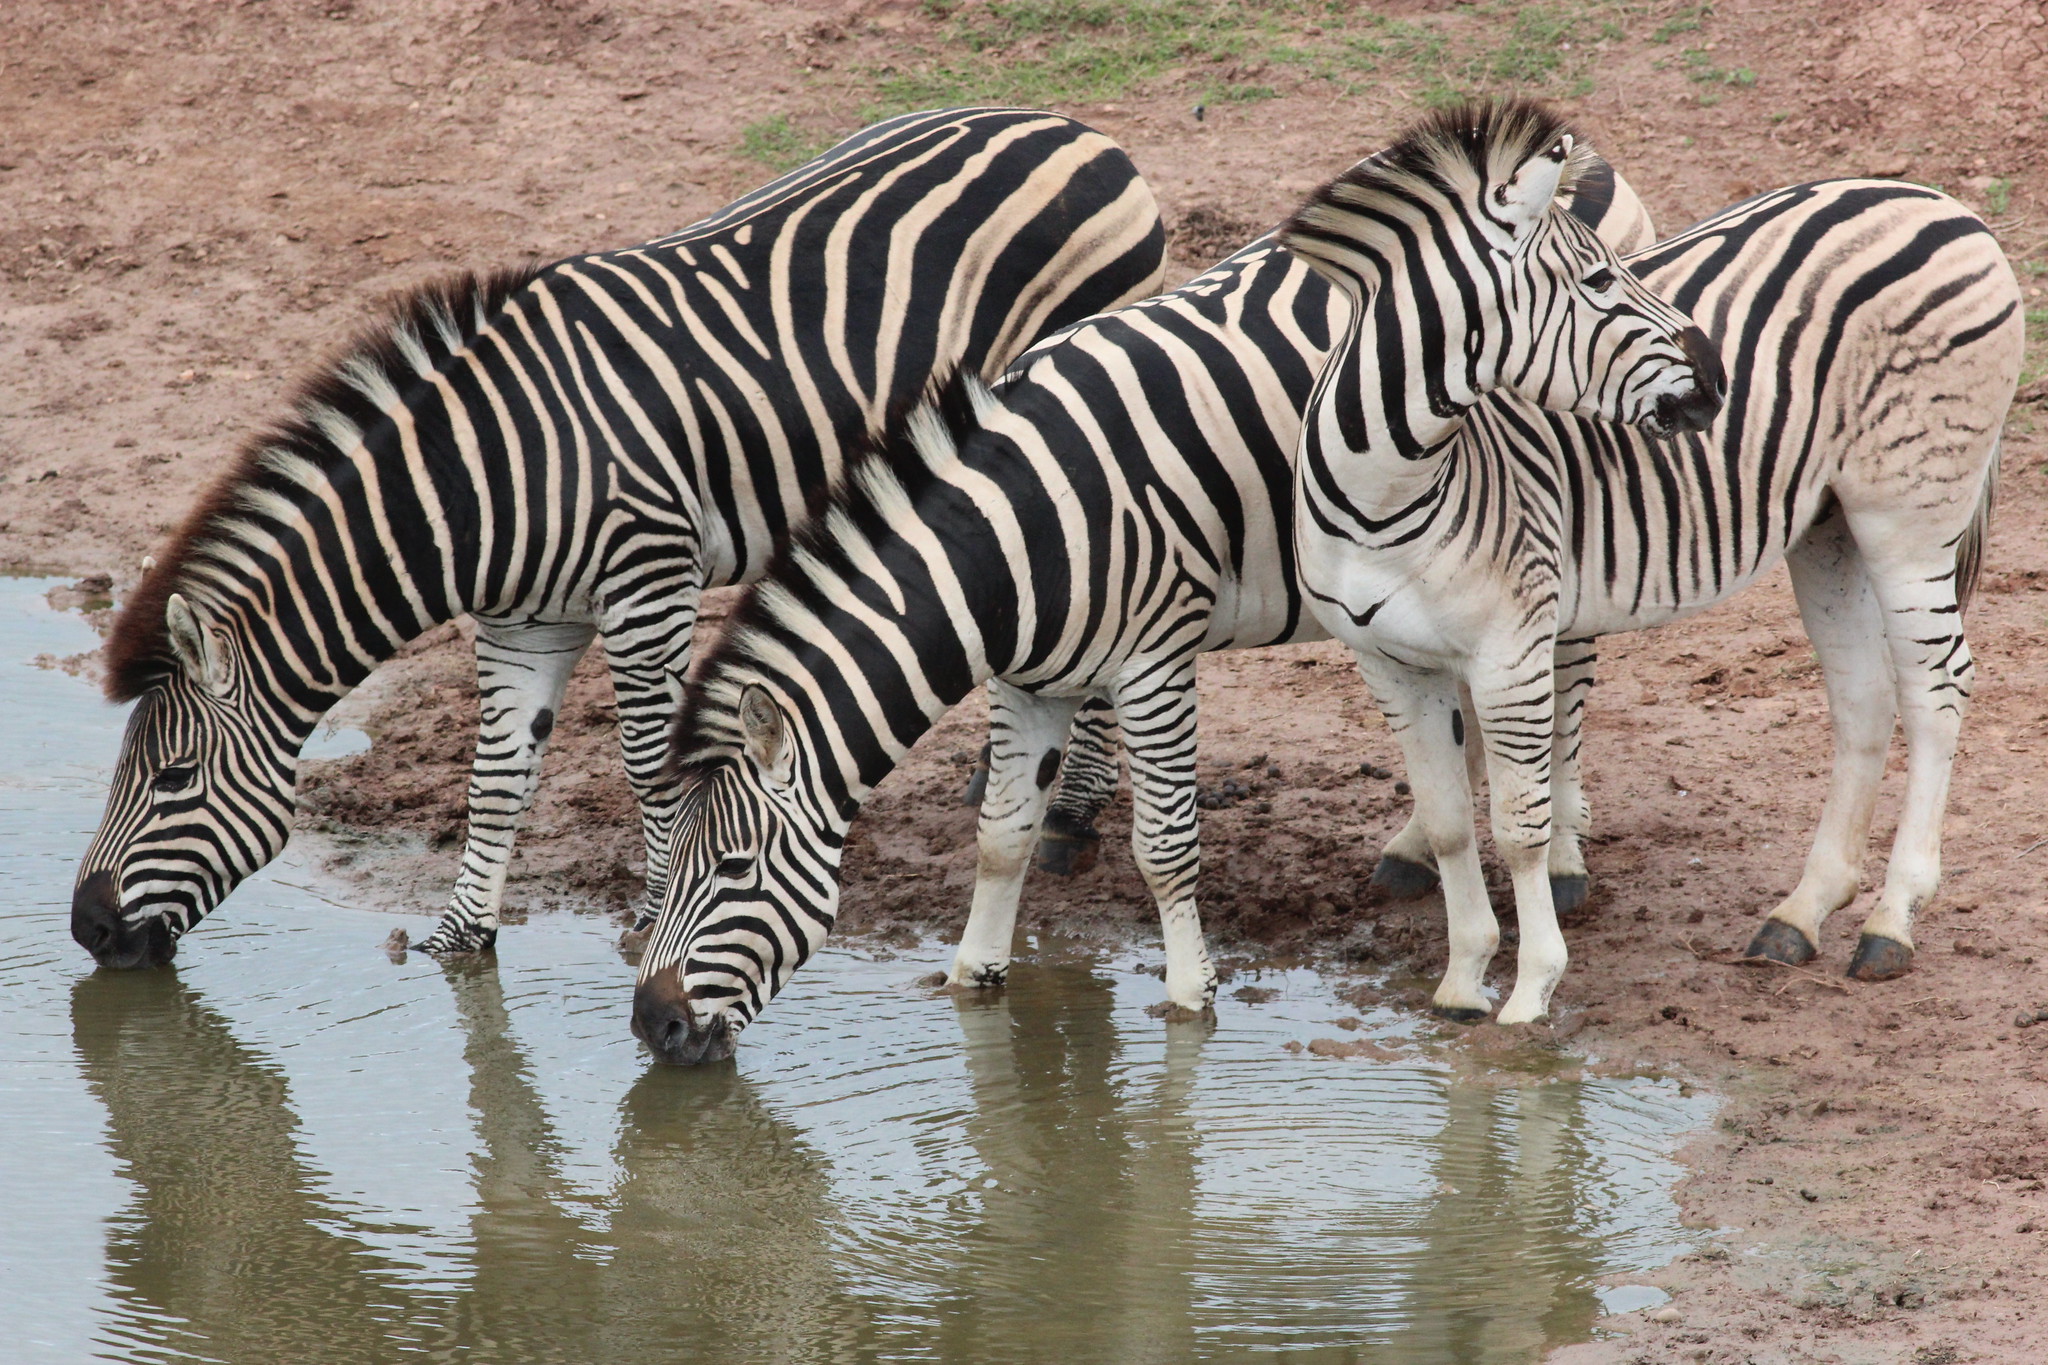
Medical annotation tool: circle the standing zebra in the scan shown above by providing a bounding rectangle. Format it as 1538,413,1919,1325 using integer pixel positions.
70,108,1165,969
628,105,1716,1064
989,158,1660,891
1289,105,2019,1023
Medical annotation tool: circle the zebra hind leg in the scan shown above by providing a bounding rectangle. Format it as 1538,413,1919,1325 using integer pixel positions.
1747,509,1893,968
1112,659,1216,1018
1842,504,1981,981
1547,638,1598,915
416,619,598,955
1036,694,1120,876
948,684,1084,991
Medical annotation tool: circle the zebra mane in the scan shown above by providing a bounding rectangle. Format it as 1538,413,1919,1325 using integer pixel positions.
1281,97,1597,253
103,263,545,702
665,367,995,782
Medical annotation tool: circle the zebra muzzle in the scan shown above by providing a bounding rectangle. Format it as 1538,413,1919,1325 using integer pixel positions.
632,964,736,1065
71,870,178,970
1650,325,1727,435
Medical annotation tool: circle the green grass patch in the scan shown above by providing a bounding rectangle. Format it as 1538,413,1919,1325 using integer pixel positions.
861,0,1637,118
1985,178,2012,217
2021,305,2048,391
1650,3,1710,43
739,114,830,173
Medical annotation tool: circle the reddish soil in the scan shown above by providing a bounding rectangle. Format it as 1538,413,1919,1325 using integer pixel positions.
8,2,2048,1360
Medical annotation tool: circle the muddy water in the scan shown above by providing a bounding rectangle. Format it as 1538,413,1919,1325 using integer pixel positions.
0,578,1711,1364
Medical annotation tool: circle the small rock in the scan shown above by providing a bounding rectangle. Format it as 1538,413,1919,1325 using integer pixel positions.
1800,1188,1820,1202
382,927,409,952
1647,1306,1681,1324
1696,1243,1731,1261
1392,780,1411,796
2016,1011,2036,1030
1869,156,1910,178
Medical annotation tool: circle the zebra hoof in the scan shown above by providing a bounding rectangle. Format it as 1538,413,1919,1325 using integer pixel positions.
1742,919,1816,967
1432,1003,1491,1024
1550,874,1590,915
1035,826,1101,877
416,925,497,956
961,745,992,808
1847,933,1914,982
1373,854,1440,900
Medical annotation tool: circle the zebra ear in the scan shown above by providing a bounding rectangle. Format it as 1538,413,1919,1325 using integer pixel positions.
737,684,794,787
164,593,229,694
1488,133,1575,249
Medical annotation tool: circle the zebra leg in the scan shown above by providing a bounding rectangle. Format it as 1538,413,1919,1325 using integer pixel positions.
1112,660,1216,1016
1548,638,1598,914
416,619,598,954
1748,512,1894,966
1036,695,1121,876
1357,657,1498,1020
948,684,1084,990
598,580,703,937
1841,509,1977,981
1372,688,1483,899
1470,659,1566,1026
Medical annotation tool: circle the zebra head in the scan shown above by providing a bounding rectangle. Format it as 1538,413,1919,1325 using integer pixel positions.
634,682,843,1065
1282,99,1724,439
73,592,300,968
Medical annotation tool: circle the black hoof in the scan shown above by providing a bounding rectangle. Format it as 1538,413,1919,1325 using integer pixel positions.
1372,854,1440,900
1433,1004,1490,1024
961,745,991,808
1743,919,1816,967
1847,933,1914,982
1034,828,1101,877
1551,874,1590,915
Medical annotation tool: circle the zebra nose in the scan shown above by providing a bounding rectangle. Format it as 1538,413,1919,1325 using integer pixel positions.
1655,326,1726,434
632,964,735,1065
71,871,177,970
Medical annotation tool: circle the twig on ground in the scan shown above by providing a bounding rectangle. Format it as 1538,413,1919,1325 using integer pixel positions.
2013,835,2048,860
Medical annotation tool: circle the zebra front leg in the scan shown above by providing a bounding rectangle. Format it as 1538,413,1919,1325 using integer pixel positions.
1747,512,1893,966
417,619,598,954
1843,508,1980,980
1036,694,1121,876
1547,637,1598,914
948,684,1083,990
1113,660,1215,1016
1359,659,1498,1020
1470,656,1566,1025
599,583,703,936
1372,687,1484,900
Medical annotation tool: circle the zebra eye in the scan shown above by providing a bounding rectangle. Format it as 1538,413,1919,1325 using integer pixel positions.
153,765,198,794
1584,267,1617,293
715,854,756,881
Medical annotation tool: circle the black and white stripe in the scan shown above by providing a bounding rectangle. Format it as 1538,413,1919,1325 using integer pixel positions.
71,108,1165,969
629,108,1676,1062
1289,103,2019,1022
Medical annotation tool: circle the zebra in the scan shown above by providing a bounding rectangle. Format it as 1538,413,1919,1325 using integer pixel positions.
627,104,1716,1064
1288,103,2020,1024
69,108,1167,970
977,157,1661,891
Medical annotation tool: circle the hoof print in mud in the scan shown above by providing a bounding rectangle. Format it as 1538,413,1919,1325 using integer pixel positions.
1372,854,1440,900
1846,933,1914,982
1742,919,1816,967
1145,1000,1216,1023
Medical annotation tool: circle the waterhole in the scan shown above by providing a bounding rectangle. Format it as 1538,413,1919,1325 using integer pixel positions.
1,577,1711,1363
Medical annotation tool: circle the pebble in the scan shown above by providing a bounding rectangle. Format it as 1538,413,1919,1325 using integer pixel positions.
1392,779,1411,796
1647,1306,1681,1324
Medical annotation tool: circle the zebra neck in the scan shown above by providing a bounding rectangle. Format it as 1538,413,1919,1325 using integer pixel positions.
1296,297,1477,535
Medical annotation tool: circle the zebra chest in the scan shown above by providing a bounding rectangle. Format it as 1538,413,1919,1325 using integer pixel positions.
1304,537,1540,665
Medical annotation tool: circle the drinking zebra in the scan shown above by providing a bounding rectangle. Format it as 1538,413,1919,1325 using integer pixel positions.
629,102,1718,1064
70,108,1166,969
1289,105,2019,1023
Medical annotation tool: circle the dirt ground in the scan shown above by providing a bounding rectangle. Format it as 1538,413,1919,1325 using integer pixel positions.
7,1,2048,1360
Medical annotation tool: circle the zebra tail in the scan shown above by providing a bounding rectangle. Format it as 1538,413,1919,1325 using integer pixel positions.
1956,436,2000,617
